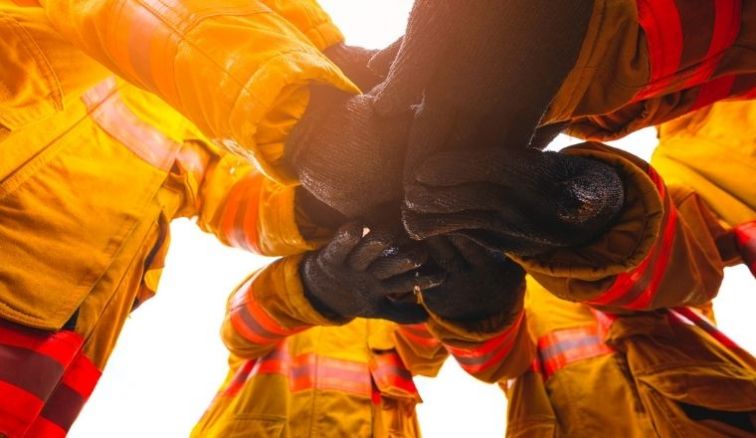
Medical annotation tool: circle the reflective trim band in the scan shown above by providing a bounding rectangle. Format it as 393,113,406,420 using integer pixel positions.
588,168,678,309
397,323,441,348
637,0,683,85
243,344,374,397
445,312,525,374
370,351,419,399
633,0,742,100
690,75,737,111
0,321,99,436
218,175,264,253
81,78,181,172
223,359,258,398
0,380,44,437
670,307,740,352
24,417,66,438
534,326,614,380
733,221,756,277
229,275,306,346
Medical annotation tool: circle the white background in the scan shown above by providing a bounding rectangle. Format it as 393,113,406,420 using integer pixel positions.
71,2,755,437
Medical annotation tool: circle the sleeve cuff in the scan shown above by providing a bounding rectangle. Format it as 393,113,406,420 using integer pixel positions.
510,142,664,297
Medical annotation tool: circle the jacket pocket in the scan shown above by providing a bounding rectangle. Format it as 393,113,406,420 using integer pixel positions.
225,415,285,438
0,114,167,330
0,9,63,132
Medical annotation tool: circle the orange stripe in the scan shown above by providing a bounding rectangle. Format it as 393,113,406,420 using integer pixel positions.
60,354,101,400
397,324,441,348
638,0,683,82
0,322,83,368
251,348,374,397
446,312,524,359
237,177,263,254
24,416,66,438
674,0,741,91
370,352,419,397
623,206,678,309
587,168,675,309
81,78,181,171
446,313,526,374
218,180,249,248
690,75,737,111
734,221,756,277
536,326,614,380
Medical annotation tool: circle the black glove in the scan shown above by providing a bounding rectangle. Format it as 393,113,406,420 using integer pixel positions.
421,235,525,326
285,88,410,219
285,38,408,219
324,42,400,91
372,0,594,169
301,223,445,324
403,147,624,255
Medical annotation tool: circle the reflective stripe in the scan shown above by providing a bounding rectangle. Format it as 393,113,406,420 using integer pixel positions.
637,0,683,86
370,351,419,399
229,275,306,346
445,312,525,374
234,343,375,397
217,175,264,253
534,326,614,381
38,383,84,433
733,221,756,277
633,0,742,100
24,417,66,438
0,380,43,437
397,323,441,348
588,168,679,309
81,78,181,172
670,307,740,352
0,321,99,437
690,75,737,110
679,0,741,89
9,0,40,5
223,359,258,398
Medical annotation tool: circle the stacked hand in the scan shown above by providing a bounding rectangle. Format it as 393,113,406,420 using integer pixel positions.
301,223,444,324
403,147,624,255
421,235,525,325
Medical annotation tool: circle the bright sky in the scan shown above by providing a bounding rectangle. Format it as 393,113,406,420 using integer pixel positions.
70,2,756,437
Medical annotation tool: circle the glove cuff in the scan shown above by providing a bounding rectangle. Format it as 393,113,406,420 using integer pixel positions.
285,85,351,174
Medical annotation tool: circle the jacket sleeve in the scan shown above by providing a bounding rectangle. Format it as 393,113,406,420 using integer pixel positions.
167,139,327,256
415,287,535,384
392,323,449,378
38,0,359,184
221,254,337,359
258,0,344,50
512,142,726,311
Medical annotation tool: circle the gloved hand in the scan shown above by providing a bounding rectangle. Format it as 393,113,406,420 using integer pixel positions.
285,88,410,219
421,235,525,326
403,147,624,255
285,38,407,220
324,41,401,91
301,223,445,324
372,0,594,169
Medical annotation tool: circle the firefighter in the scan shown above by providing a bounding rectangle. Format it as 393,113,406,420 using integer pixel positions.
442,102,756,436
0,1,403,435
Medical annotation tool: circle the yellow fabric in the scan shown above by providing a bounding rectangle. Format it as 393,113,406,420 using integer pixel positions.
195,322,422,438
651,100,756,227
0,0,340,368
259,0,345,50
36,0,359,184
514,142,727,311
547,0,756,140
506,277,756,437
